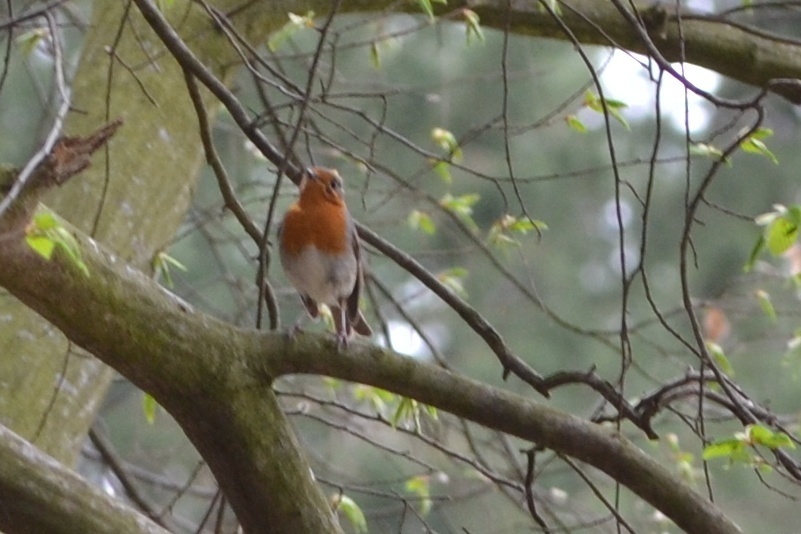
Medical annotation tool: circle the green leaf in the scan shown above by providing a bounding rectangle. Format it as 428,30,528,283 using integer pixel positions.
523,219,547,232
408,210,436,235
25,235,56,260
747,424,773,445
431,160,452,183
370,42,381,69
702,439,743,460
537,0,562,15
416,0,446,21
268,11,314,51
748,424,796,450
755,290,776,320
424,403,438,419
749,127,775,140
15,28,48,57
142,393,158,424
353,385,396,416
463,9,485,44
604,98,628,109
417,0,435,19
766,216,798,255
488,215,545,249
690,143,729,165
391,398,434,431
583,90,629,129
25,209,89,277
334,494,368,533
392,397,417,429
32,210,59,230
159,252,187,271
707,342,734,376
431,127,462,161
740,128,778,164
704,425,796,466
751,204,801,261
53,227,89,277
763,432,796,449
440,193,479,231
744,235,765,272
584,90,600,110
500,214,547,234
153,251,188,288
405,475,432,515
608,106,630,130
566,114,587,133
489,232,518,248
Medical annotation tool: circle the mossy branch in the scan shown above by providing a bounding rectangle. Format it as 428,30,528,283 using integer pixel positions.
0,424,167,534
0,187,741,534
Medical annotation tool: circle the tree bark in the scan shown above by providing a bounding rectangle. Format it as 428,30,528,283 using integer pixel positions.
0,424,167,534
0,0,210,464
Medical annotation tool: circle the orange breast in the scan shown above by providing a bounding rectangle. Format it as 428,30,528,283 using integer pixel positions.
280,202,349,257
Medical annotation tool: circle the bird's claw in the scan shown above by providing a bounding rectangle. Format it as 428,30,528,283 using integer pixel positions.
336,331,349,351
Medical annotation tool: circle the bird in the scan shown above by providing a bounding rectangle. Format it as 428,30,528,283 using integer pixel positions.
278,167,372,348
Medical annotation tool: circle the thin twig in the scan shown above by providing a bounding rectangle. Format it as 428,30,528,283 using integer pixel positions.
0,9,71,218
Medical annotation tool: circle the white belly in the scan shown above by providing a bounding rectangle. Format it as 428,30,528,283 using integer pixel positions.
280,245,357,306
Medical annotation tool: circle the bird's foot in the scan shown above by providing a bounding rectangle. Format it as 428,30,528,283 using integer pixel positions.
336,331,349,351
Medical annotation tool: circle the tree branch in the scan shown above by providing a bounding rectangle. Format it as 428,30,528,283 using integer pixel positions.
0,423,167,534
0,201,741,534
458,0,801,103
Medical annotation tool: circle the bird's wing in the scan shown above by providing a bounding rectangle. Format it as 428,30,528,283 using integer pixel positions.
347,225,363,324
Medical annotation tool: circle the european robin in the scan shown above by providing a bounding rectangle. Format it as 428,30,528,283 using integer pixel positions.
278,167,372,347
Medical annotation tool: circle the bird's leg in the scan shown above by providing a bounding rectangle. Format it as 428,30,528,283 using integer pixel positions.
336,303,349,350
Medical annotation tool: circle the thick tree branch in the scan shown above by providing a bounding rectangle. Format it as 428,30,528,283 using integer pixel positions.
459,0,801,103
0,424,167,534
267,338,741,534
0,214,343,534
0,207,741,534
0,127,342,532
